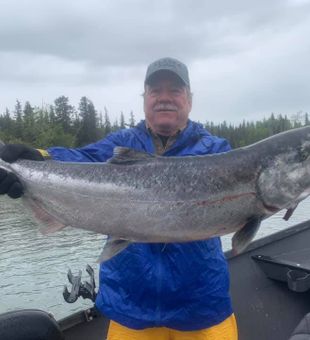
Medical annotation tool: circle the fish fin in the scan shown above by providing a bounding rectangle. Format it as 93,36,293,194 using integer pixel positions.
22,197,66,234
108,147,156,164
232,216,262,254
283,204,298,221
97,237,131,263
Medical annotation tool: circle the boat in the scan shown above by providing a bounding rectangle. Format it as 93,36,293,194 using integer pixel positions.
1,219,310,340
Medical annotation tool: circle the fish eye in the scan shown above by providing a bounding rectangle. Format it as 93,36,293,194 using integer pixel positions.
299,145,310,161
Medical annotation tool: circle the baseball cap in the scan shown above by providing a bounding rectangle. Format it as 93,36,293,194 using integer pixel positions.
144,57,190,88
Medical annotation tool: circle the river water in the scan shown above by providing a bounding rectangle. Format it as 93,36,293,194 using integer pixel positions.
0,196,309,320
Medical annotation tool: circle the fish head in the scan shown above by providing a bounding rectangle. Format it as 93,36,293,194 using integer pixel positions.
257,127,310,213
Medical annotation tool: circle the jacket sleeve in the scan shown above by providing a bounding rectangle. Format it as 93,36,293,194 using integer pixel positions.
201,135,232,155
211,137,232,153
47,131,125,162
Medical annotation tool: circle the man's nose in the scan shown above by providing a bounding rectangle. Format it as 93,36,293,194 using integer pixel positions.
157,89,172,102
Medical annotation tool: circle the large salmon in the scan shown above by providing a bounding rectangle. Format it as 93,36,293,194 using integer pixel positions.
0,127,310,259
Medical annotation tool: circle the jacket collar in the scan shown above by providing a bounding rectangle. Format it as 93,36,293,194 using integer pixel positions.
134,119,210,154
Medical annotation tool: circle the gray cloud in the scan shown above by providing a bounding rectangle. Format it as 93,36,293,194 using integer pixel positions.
2,0,306,64
0,0,310,123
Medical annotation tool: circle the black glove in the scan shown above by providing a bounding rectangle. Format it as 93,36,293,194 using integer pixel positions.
0,144,44,199
0,168,23,198
0,144,44,163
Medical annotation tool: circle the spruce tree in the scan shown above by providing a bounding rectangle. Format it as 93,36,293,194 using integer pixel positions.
14,100,23,139
76,96,98,146
54,96,74,133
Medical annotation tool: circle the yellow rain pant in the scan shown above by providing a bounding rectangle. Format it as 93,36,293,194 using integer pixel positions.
107,313,238,340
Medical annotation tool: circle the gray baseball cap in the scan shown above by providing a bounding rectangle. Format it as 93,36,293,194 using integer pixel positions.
144,57,190,88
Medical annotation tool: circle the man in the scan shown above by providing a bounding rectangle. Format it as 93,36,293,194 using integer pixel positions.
0,57,238,339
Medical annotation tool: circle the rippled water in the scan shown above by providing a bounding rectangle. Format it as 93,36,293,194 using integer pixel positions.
0,197,106,320
0,196,309,320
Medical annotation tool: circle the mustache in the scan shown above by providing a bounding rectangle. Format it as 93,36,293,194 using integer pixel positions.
154,104,178,111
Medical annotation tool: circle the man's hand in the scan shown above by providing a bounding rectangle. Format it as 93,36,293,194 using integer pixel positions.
0,144,44,163
0,169,23,198
0,144,45,199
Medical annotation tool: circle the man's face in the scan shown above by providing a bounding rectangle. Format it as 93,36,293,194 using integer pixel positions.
144,72,192,136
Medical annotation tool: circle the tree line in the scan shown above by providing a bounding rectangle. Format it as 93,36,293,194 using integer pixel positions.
0,96,136,148
205,111,309,148
0,96,309,149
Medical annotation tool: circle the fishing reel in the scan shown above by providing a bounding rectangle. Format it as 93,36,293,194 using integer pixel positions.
63,264,97,303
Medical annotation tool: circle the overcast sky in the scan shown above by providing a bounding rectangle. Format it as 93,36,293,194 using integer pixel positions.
0,0,310,124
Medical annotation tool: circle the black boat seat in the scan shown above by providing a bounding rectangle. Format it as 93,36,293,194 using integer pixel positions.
0,309,64,340
289,313,310,340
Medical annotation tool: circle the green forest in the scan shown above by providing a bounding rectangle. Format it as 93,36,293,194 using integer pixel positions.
0,95,309,149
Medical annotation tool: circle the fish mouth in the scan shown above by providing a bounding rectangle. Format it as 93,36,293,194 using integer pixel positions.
262,202,280,214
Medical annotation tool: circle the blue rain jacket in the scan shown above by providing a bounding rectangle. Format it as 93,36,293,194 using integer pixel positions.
48,120,233,331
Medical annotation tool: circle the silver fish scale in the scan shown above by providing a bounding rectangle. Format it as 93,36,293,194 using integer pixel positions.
0,126,309,249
